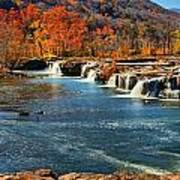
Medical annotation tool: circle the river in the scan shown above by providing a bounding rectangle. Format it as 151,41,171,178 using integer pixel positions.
0,77,179,174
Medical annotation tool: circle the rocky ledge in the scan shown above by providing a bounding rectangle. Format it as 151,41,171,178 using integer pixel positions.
0,169,180,180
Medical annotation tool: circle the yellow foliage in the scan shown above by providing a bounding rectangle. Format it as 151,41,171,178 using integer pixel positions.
172,30,180,54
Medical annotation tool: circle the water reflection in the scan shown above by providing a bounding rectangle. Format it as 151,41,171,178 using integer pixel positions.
0,78,69,105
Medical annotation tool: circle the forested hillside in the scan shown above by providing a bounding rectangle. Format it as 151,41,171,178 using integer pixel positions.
0,0,179,67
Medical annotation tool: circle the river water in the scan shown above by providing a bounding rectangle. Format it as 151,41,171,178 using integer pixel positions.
0,77,179,174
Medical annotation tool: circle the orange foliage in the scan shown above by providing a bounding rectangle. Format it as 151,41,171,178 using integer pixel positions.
0,3,179,67
41,6,87,56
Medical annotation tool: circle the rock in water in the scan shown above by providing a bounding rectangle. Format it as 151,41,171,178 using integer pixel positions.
19,111,30,116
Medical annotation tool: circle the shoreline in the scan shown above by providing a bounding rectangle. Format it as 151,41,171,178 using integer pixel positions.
0,169,179,180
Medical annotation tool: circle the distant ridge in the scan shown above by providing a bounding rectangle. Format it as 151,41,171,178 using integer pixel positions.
0,0,179,26
171,8,180,13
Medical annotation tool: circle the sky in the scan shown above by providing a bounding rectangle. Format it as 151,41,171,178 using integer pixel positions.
152,0,180,9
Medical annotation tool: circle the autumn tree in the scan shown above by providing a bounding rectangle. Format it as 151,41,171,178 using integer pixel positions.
0,8,24,68
88,25,116,57
0,1,180,68
171,29,180,54
20,3,42,57
40,6,87,57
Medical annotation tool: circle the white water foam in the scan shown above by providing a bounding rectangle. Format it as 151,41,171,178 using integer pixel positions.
106,74,117,88
98,84,116,88
111,94,136,99
110,94,159,101
160,99,180,102
130,80,145,98
78,79,96,83
81,62,97,77
87,149,170,175
78,71,97,83
86,69,97,82
157,151,180,158
43,76,81,80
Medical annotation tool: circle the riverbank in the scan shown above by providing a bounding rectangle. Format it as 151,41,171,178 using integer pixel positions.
0,169,179,180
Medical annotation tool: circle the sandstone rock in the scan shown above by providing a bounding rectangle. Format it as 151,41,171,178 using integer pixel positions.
161,174,180,180
0,169,179,180
34,169,56,177
0,169,56,180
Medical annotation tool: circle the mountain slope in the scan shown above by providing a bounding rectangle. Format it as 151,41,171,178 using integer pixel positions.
76,0,180,26
171,8,180,13
0,0,179,26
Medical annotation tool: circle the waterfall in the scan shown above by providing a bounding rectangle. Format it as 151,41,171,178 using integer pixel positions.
162,83,180,99
116,74,137,93
130,80,145,97
81,64,88,77
125,75,130,90
119,76,126,89
48,62,63,76
106,73,138,93
107,74,126,89
86,69,97,82
130,77,165,98
107,75,116,88
124,74,138,91
81,62,98,77
107,74,118,88
164,89,180,99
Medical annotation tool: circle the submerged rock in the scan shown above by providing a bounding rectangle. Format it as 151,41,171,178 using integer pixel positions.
19,111,30,116
35,110,46,115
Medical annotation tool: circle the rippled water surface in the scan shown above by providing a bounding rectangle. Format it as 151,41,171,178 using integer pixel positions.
0,77,179,174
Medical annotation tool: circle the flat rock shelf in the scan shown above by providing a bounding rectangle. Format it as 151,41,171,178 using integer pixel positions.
0,169,180,180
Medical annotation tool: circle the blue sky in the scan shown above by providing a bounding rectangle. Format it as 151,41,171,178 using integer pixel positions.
152,0,180,9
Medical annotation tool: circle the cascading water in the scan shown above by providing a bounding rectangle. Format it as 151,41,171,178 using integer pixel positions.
81,64,88,77
48,62,63,76
116,74,137,93
162,75,180,100
124,74,138,91
86,69,97,82
105,73,138,93
118,76,125,89
164,90,180,99
107,74,116,88
130,80,145,97
125,76,130,90
130,77,166,98
81,62,98,78
106,74,126,89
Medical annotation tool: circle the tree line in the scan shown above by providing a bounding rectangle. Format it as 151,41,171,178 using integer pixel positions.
0,3,179,68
